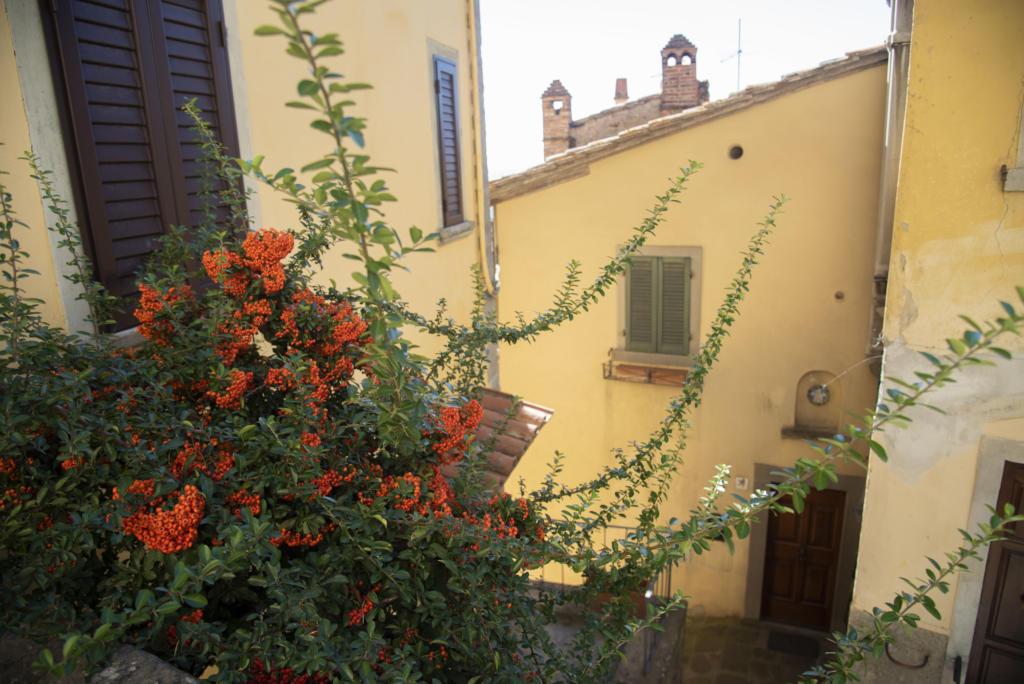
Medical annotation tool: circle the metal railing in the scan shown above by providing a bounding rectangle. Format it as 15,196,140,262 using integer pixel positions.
533,520,681,676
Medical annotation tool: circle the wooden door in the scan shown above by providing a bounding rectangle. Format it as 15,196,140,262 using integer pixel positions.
967,461,1024,683
761,487,846,631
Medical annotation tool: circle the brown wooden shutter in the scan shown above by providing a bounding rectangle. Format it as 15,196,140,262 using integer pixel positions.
433,56,463,227
49,0,239,329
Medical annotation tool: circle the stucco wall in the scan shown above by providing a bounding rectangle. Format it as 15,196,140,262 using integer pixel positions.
495,64,887,615
232,0,485,357
1,1,486,350
850,0,1024,679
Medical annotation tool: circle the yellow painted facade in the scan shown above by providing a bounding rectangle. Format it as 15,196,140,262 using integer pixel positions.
849,0,1024,679
0,0,490,352
494,59,887,618
0,5,65,327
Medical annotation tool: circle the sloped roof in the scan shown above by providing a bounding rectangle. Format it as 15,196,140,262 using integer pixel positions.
664,34,696,50
542,80,571,98
491,47,887,203
441,388,554,491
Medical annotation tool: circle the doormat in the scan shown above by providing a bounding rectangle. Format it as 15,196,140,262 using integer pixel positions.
766,630,820,658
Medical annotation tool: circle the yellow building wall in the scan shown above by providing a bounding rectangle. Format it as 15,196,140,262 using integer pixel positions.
496,65,887,615
0,4,65,328
232,0,486,357
2,1,486,349
851,0,1024,646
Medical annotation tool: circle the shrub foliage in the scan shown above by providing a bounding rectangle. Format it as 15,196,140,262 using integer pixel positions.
1,2,1022,683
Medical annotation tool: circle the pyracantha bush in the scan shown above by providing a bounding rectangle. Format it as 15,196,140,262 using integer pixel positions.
5,3,1023,683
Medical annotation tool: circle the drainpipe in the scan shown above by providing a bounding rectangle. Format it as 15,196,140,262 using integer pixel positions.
466,0,498,295
869,0,913,358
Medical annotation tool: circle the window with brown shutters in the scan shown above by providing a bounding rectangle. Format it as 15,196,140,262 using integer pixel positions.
47,0,239,330
433,55,463,227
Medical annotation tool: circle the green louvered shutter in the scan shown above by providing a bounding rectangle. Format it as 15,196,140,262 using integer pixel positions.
658,257,690,355
626,257,657,352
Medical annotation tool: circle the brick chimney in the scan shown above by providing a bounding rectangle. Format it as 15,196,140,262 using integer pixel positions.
541,80,572,159
660,34,702,112
614,78,628,105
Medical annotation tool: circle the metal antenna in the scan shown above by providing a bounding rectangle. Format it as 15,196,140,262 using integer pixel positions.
720,18,743,93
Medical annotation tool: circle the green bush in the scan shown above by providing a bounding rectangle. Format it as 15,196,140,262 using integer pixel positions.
2,2,1022,682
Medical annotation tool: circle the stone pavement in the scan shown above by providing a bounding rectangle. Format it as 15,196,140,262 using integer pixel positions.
679,613,832,684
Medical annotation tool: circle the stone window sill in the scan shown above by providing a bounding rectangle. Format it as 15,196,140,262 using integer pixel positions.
439,220,474,244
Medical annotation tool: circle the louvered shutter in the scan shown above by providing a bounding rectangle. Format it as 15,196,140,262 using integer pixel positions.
658,257,690,355
626,256,691,355
148,0,239,229
433,56,463,226
626,257,657,352
50,0,238,329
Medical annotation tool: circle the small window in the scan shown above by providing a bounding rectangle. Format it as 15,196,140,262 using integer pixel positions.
433,56,463,226
605,247,700,385
626,256,692,355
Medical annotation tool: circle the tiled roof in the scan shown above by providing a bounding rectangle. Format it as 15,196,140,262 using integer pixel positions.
441,389,554,490
492,46,887,203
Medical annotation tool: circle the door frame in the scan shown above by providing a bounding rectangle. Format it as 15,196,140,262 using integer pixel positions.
743,463,865,633
947,436,1024,672
964,454,1024,682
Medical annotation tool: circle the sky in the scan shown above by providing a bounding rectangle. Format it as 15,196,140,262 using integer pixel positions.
479,1,893,179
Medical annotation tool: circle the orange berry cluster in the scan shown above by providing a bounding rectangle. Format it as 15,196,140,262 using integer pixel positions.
270,521,337,548
428,400,483,464
346,583,380,626
245,658,331,684
134,283,193,345
181,608,203,623
171,440,235,482
226,489,261,518
207,369,254,410
120,483,205,554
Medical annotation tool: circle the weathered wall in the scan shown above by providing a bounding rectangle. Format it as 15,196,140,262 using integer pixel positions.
495,63,887,616
849,0,1024,680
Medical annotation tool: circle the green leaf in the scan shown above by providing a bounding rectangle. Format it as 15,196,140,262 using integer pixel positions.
254,25,286,36
301,158,334,173
867,439,888,462
921,596,942,621
62,635,81,659
183,593,208,608
298,80,319,96
990,346,1012,360
156,600,181,615
135,589,154,610
947,337,967,355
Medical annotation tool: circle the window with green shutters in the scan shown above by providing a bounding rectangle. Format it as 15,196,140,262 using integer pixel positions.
625,256,692,356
